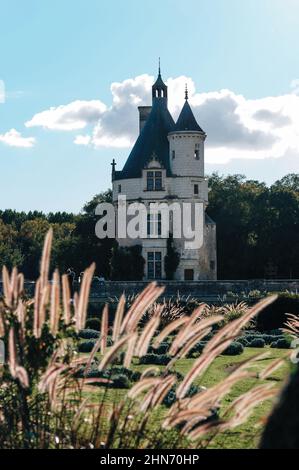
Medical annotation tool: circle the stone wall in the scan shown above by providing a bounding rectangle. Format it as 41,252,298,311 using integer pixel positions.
2,279,298,304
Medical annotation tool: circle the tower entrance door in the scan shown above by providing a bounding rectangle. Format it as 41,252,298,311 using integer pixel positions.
184,269,194,281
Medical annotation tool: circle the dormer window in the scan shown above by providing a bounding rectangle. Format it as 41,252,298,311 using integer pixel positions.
194,143,200,160
147,171,162,191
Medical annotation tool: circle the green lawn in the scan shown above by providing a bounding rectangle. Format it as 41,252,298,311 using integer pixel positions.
82,347,291,449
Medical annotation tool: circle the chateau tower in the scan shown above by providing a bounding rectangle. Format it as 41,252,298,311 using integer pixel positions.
112,67,217,281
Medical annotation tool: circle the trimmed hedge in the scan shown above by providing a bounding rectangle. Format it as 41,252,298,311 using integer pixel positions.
248,338,265,348
85,318,101,330
222,341,244,356
139,354,171,365
78,329,100,339
271,338,292,349
78,339,98,353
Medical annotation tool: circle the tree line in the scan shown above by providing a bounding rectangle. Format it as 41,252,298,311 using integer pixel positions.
0,175,298,280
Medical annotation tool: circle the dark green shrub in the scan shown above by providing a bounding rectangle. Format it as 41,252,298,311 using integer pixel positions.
78,339,97,353
163,384,200,408
111,374,131,389
187,341,207,358
139,354,171,365
78,329,100,339
222,341,244,356
248,338,265,348
238,337,250,347
85,318,101,330
271,338,291,349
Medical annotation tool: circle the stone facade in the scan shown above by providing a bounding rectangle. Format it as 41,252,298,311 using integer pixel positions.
112,69,217,281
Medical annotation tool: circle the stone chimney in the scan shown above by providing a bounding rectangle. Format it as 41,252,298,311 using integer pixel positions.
138,106,152,133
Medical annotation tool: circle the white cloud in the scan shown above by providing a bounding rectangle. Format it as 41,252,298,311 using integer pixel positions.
0,80,5,103
0,129,36,148
290,79,299,95
26,100,107,131
25,74,299,166
74,134,91,146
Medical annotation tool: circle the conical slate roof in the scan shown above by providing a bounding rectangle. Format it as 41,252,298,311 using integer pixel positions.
174,99,204,133
116,99,175,179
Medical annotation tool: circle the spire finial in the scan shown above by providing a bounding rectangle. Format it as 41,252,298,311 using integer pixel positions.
158,57,161,76
185,83,188,100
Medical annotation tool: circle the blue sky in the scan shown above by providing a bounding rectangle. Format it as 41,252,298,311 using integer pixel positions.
0,0,299,212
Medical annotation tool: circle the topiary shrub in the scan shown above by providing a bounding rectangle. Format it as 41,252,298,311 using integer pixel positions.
248,338,266,348
139,353,171,365
78,329,100,339
111,374,132,389
78,339,98,353
222,341,244,356
271,338,292,349
85,318,101,330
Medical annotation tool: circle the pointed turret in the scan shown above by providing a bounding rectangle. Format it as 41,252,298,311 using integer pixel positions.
152,59,168,105
175,85,204,133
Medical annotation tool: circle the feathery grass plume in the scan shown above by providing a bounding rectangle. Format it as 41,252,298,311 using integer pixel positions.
98,334,132,371
71,397,89,432
17,273,24,297
40,228,53,289
121,282,165,334
167,327,213,369
33,279,42,338
259,355,289,380
124,332,138,369
2,266,12,307
100,304,109,355
169,410,212,432
224,384,277,429
75,263,96,332
284,313,299,336
62,274,71,325
112,293,125,342
176,336,237,399
169,314,223,356
8,327,17,378
128,377,162,400
15,366,29,389
50,270,61,336
140,375,176,413
153,316,189,348
135,309,161,357
17,301,26,344
0,312,5,337
203,295,278,356
84,337,101,377
39,363,70,395
140,367,160,379
9,267,18,304
169,304,207,355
